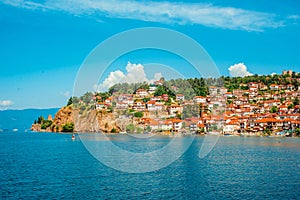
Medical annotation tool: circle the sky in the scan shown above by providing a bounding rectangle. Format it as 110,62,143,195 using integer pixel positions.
0,0,300,109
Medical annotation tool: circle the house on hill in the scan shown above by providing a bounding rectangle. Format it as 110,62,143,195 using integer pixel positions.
147,101,163,111
193,96,206,104
136,89,148,97
133,100,146,111
167,105,183,116
172,118,182,132
176,94,185,101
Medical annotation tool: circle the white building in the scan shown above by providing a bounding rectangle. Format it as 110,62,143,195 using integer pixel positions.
160,121,173,131
176,94,185,101
193,96,206,104
96,103,106,110
168,105,183,115
136,89,148,97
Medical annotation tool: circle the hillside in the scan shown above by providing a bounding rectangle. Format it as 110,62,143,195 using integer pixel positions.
31,72,300,136
31,106,122,133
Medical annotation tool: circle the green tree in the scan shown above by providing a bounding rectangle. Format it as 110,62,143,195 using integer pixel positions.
288,104,294,110
134,111,144,118
67,97,73,106
62,123,74,132
154,85,168,96
145,126,151,132
72,97,80,105
111,128,117,133
227,99,233,105
293,97,299,106
79,105,86,114
264,127,271,135
294,128,300,136
136,127,143,134
142,97,150,103
176,113,182,119
80,92,94,104
37,116,44,124
126,124,135,133
240,86,249,90
95,92,111,102
107,106,114,113
270,106,278,113
41,120,52,129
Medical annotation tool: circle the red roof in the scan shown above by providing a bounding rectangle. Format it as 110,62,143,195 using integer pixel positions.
254,118,281,123
197,124,205,128
172,118,182,123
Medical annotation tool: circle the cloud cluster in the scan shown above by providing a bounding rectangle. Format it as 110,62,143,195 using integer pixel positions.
228,63,253,77
2,0,287,31
95,62,162,92
0,100,14,107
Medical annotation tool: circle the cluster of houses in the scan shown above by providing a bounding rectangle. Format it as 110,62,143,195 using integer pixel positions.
92,73,300,135
222,81,300,135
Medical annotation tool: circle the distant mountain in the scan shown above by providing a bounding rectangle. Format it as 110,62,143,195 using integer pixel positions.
0,108,59,132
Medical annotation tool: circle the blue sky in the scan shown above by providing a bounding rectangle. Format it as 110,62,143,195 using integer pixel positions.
0,0,300,109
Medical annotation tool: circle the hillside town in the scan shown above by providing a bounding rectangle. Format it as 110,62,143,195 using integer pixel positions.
84,70,300,136
33,70,300,136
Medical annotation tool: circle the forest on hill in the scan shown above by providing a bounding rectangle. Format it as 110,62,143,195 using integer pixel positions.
106,73,300,99
64,72,300,107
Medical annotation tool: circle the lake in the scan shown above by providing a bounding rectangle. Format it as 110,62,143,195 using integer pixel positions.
1,132,299,199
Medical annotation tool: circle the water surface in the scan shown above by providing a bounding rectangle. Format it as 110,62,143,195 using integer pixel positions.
1,132,299,199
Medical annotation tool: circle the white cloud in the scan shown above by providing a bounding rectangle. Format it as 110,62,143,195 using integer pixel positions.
1,0,50,10
95,62,162,92
60,91,71,98
149,72,163,83
228,63,253,77
95,70,126,92
287,15,300,24
1,0,286,31
287,15,300,20
0,100,14,107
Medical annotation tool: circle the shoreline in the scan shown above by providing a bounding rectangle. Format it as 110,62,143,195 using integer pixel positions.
27,130,300,138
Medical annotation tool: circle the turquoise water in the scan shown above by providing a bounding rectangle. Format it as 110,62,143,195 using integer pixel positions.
1,132,299,199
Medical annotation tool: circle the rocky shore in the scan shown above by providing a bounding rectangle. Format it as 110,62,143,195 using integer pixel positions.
31,105,122,133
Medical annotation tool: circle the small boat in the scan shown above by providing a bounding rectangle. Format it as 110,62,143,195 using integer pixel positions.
12,128,18,132
119,131,127,134
72,134,76,141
